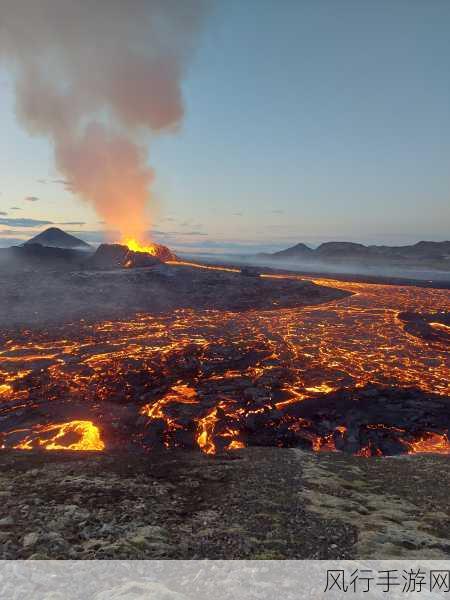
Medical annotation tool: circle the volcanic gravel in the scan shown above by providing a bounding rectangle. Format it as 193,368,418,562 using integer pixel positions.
1,447,450,560
0,448,356,560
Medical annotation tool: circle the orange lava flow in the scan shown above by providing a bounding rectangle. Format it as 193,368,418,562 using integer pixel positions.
196,399,245,454
1,271,449,455
227,439,245,450
10,421,104,451
141,384,198,420
429,322,450,334
407,432,450,454
140,384,199,447
166,260,241,273
196,407,218,455
0,384,12,396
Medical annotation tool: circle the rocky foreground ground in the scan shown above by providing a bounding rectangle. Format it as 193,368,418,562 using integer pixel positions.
1,447,449,560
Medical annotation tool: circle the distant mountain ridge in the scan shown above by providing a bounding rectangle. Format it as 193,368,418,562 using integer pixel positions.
25,227,91,249
260,240,450,273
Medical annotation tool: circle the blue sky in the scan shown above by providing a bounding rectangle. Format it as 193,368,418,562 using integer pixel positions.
1,0,449,252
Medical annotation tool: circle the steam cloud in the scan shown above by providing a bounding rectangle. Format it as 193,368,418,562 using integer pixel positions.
0,0,207,240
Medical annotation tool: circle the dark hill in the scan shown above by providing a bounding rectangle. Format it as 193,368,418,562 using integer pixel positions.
272,242,313,259
370,240,450,258
316,241,370,256
25,227,91,249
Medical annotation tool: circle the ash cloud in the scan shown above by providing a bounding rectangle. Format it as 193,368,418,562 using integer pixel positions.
0,0,207,240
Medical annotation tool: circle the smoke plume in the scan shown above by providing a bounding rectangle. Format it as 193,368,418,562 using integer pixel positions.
0,0,207,240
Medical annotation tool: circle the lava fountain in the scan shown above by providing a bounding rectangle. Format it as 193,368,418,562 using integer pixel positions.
122,238,159,256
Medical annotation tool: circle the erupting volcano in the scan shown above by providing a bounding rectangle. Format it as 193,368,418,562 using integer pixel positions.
121,239,178,262
0,0,208,267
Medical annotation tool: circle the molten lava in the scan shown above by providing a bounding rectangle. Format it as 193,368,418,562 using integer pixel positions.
10,421,104,451
165,259,241,273
117,237,178,262
430,322,450,334
196,407,218,455
123,238,158,256
1,269,449,457
408,432,450,454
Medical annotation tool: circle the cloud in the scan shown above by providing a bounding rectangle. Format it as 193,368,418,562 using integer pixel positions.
0,229,31,236
179,231,207,236
152,229,207,237
179,220,204,229
25,196,39,202
59,221,86,226
10,206,21,210
233,212,243,217
271,209,284,215
52,179,75,193
0,218,53,227
36,179,47,184
0,212,7,216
